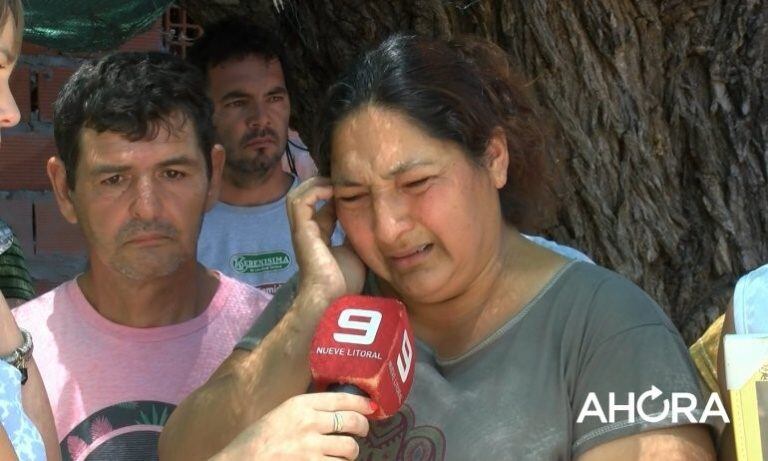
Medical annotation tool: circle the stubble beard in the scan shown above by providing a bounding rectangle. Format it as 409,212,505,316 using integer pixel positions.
112,251,185,281
224,145,284,188
109,219,186,281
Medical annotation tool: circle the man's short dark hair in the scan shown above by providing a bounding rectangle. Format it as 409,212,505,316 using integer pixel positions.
187,17,294,98
53,51,215,190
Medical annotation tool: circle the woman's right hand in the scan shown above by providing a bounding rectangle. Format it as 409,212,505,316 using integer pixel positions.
287,177,365,303
210,392,373,461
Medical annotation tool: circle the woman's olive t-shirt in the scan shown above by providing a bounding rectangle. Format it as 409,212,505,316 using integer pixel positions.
237,262,716,459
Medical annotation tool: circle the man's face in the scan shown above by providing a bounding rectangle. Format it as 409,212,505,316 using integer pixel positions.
54,116,222,281
208,55,290,184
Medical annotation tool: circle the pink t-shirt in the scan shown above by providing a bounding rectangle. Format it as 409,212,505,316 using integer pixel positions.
13,273,270,461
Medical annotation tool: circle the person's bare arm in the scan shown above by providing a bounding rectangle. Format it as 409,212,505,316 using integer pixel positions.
21,360,59,461
160,178,365,460
0,295,60,461
0,425,19,461
577,425,715,461
208,392,373,461
160,290,339,460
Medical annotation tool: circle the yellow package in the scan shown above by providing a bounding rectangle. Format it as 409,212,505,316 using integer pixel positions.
724,334,768,460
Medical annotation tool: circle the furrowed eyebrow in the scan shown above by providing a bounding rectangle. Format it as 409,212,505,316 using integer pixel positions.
384,159,434,178
332,160,436,187
156,155,198,168
220,90,251,102
89,164,130,177
266,86,288,96
89,155,197,176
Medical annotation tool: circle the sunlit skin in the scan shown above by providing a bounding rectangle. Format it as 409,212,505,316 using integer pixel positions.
327,107,716,460
46,114,225,326
331,105,567,357
0,11,61,461
69,126,210,280
0,10,23,461
0,12,20,139
0,13,21,305
208,55,293,205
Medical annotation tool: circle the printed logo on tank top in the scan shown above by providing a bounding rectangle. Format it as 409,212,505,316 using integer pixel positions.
61,400,174,461
358,404,446,460
256,282,283,295
230,251,291,274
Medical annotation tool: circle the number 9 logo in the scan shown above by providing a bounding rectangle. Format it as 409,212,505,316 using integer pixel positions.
397,331,413,383
333,309,382,345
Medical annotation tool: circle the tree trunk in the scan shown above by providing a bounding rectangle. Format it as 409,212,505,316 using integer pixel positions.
180,0,768,343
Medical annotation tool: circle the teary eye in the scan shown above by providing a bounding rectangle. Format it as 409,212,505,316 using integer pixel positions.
405,178,429,188
337,193,368,203
403,177,433,193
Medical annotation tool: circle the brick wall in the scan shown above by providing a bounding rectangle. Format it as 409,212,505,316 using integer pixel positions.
0,18,168,295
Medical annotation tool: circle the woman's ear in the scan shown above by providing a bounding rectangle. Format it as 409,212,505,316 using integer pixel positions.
485,127,509,189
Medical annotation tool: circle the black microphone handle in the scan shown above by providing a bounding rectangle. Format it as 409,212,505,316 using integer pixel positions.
326,383,370,397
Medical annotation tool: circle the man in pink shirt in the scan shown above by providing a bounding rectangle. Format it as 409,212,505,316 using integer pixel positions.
13,52,271,461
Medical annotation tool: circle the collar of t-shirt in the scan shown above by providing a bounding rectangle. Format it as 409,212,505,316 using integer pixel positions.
213,175,299,215
65,272,234,342
363,260,578,368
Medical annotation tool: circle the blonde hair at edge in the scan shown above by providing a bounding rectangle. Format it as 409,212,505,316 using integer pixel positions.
0,0,23,50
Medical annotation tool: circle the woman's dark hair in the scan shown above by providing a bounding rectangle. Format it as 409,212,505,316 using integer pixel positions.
53,52,215,190
314,34,553,229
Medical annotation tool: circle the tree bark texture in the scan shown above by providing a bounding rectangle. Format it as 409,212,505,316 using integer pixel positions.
180,0,768,343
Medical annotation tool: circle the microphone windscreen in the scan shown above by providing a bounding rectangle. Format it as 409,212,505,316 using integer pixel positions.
310,295,415,419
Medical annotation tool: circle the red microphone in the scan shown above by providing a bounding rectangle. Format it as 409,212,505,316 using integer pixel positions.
309,295,416,420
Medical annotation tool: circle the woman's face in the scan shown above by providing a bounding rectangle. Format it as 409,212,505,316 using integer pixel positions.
0,11,19,144
331,105,508,304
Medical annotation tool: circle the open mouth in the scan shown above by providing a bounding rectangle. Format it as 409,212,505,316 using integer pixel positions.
389,244,433,269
